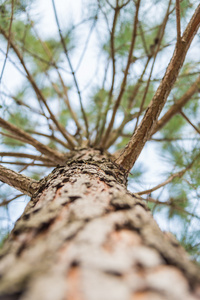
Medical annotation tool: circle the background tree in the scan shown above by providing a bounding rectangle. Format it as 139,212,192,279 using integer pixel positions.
0,0,200,299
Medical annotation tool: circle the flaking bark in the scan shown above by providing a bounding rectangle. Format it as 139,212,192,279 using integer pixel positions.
0,149,199,300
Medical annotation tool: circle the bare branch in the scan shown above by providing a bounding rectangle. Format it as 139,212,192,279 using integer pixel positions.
150,137,200,142
134,0,172,131
138,21,149,56
143,196,200,220
118,0,131,9
105,110,144,149
0,152,53,163
97,6,120,143
75,17,97,72
180,110,200,135
0,117,65,164
27,18,83,135
176,0,181,44
137,168,189,196
100,0,141,146
1,91,46,117
105,0,115,10
0,164,39,196
27,130,70,148
51,0,89,140
0,130,28,143
0,27,76,149
0,0,14,84
0,194,23,207
152,75,200,135
127,57,151,110
0,161,55,167
116,4,200,171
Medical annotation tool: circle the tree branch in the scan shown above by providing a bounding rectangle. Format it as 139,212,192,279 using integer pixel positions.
180,110,200,135
115,4,200,171
0,161,55,167
134,0,172,131
143,196,200,220
152,75,200,135
51,0,89,140
100,0,141,146
137,168,189,196
0,152,53,163
27,18,83,136
0,0,14,84
176,0,181,44
0,117,65,164
0,27,76,149
0,164,39,196
0,194,23,207
97,5,120,144
27,130,70,148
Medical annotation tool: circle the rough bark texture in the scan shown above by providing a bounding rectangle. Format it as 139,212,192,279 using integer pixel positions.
0,149,199,300
0,165,39,196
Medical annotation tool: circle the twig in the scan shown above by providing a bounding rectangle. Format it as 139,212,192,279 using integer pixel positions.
0,161,55,167
51,0,89,140
150,137,200,142
96,5,120,144
115,4,200,172
0,194,24,207
0,152,53,163
180,110,200,135
144,196,200,220
118,0,131,9
137,164,193,196
105,0,115,10
105,110,145,149
0,117,65,164
27,18,83,135
1,91,46,117
27,130,69,148
127,57,151,110
104,55,151,149
0,0,14,84
134,0,172,131
138,21,149,56
75,16,97,72
100,0,141,147
0,27,76,149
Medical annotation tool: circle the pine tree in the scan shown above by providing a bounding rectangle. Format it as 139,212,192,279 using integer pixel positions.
0,1,200,299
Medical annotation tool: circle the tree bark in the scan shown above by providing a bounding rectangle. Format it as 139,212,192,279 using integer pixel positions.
0,149,199,300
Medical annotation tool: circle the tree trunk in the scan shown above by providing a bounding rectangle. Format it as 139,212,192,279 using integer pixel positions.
0,149,199,300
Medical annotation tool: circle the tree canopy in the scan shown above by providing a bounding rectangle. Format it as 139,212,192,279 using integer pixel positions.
0,0,200,260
